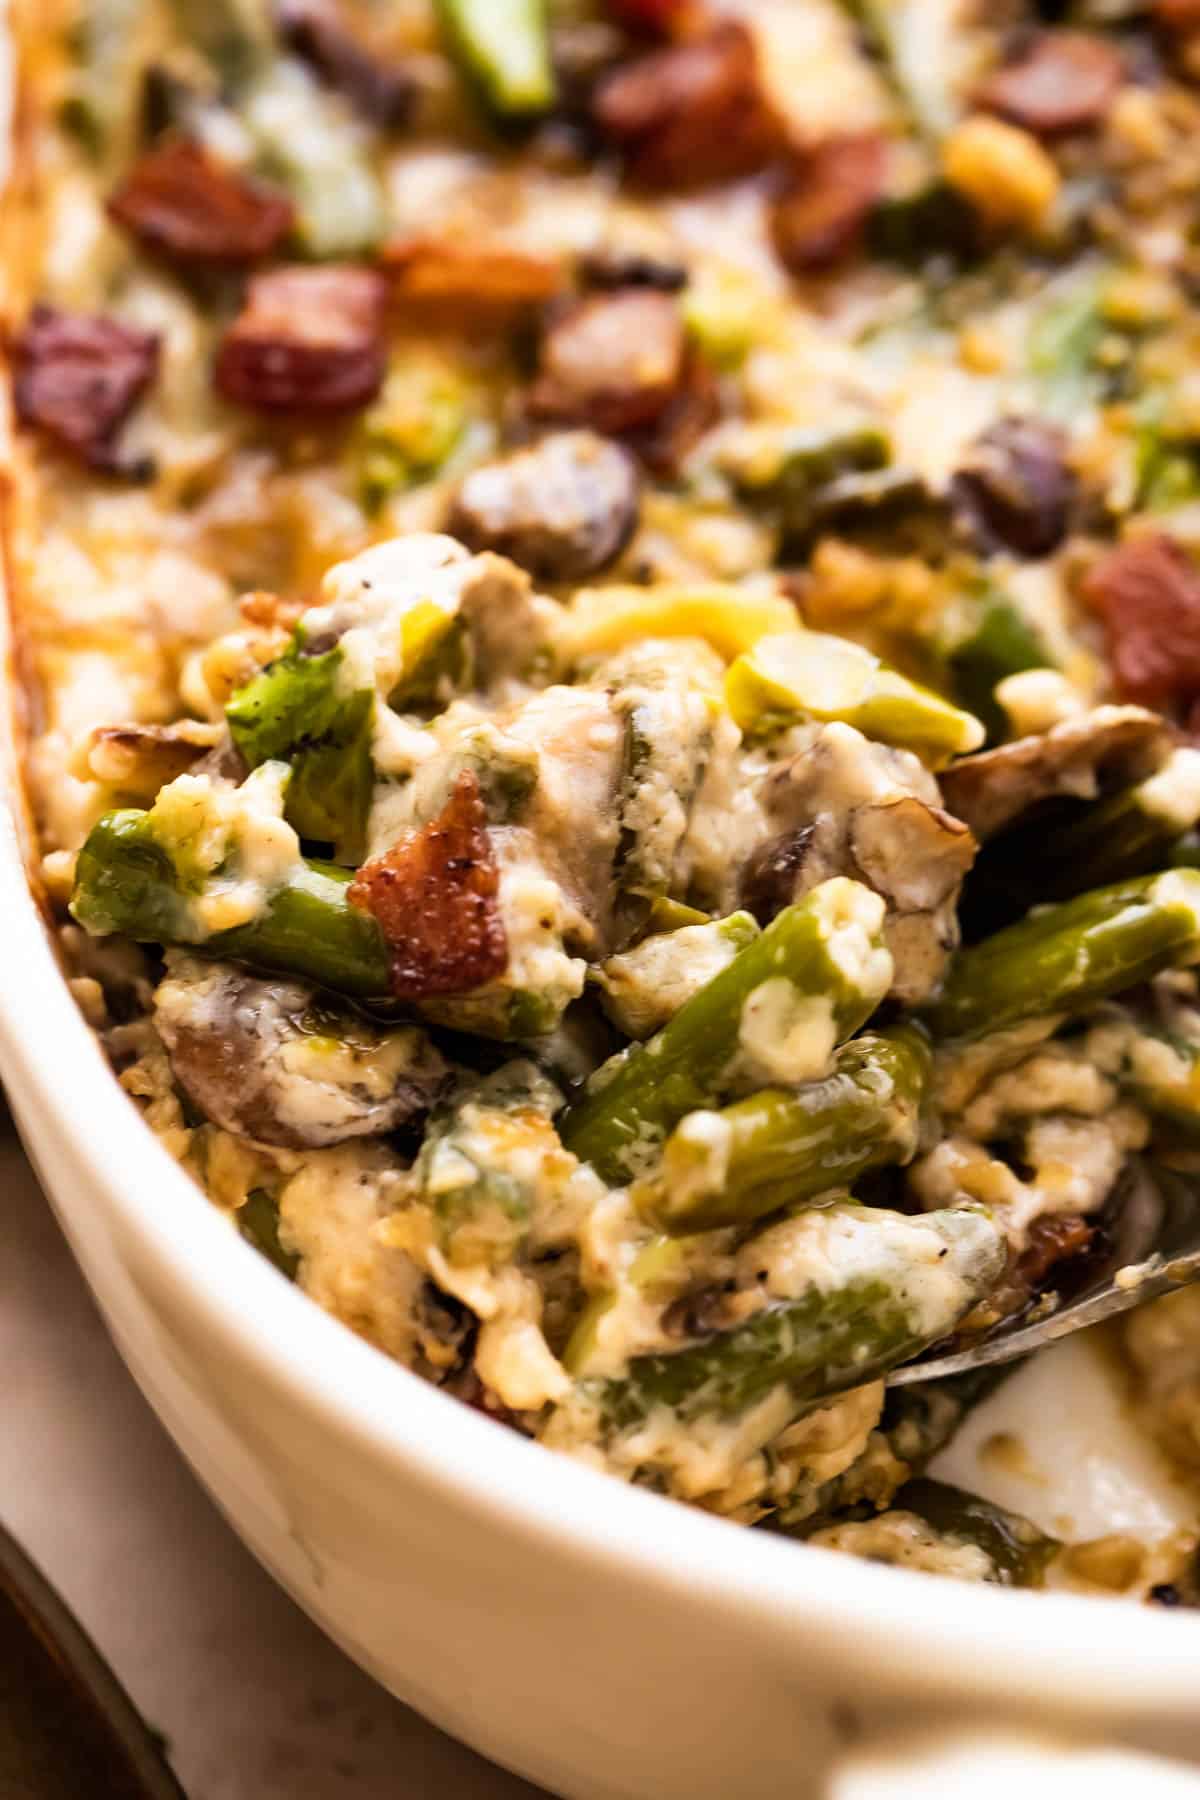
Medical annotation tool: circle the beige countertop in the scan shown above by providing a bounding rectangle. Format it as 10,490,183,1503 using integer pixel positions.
0,1114,544,1800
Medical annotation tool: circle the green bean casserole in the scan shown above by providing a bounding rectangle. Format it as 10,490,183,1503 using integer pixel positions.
17,0,1200,1596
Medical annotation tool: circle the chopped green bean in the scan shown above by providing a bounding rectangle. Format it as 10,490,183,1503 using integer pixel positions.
926,870,1200,1042
588,1204,1005,1430
561,880,893,1184
637,1025,932,1235
433,0,556,121
71,810,391,1000
226,641,374,864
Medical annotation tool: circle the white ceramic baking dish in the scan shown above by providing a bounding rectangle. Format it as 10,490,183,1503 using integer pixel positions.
6,607,1200,1800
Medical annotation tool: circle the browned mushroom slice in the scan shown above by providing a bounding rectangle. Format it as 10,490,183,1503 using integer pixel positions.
951,416,1077,559
13,305,160,473
78,719,226,801
939,705,1175,840
591,19,785,189
974,31,1123,138
348,768,509,1000
447,431,641,582
753,724,978,1004
154,955,449,1148
214,264,387,413
108,138,294,267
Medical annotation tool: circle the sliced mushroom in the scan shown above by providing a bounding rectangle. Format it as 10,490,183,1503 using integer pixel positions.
78,718,226,800
951,416,1077,559
939,705,1175,840
447,431,641,582
754,723,977,1004
154,955,449,1148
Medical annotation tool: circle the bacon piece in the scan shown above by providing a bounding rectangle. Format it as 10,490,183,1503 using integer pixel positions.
975,31,1123,138
238,590,309,631
606,0,695,34
1155,0,1200,28
529,288,687,435
275,0,416,126
13,304,160,472
214,264,387,414
1016,1214,1096,1292
591,20,785,189
108,139,293,267
1081,533,1200,712
769,133,888,274
623,346,719,476
349,770,508,1001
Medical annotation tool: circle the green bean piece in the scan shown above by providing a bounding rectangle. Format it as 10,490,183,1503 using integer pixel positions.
866,179,979,266
1028,270,1112,422
734,427,891,528
560,879,893,1184
415,1062,562,1268
895,1478,1060,1587
237,1188,300,1280
226,641,374,864
589,1204,1006,1430
726,629,983,765
925,870,1200,1043
965,750,1200,932
780,467,953,559
433,0,556,121
71,810,392,1001
637,1025,932,1236
944,591,1054,745
1134,412,1200,514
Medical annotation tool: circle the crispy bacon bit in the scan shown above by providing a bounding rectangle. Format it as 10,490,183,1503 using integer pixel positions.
975,31,1123,138
591,20,785,189
13,304,159,472
214,264,387,414
624,345,719,476
606,0,694,35
1016,1214,1096,1292
382,236,563,319
769,133,888,275
1155,0,1200,29
349,770,508,1001
108,139,293,268
1081,533,1200,712
238,589,309,631
529,288,686,436
275,0,416,127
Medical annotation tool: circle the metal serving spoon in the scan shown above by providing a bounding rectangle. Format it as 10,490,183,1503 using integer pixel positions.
890,1159,1200,1385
